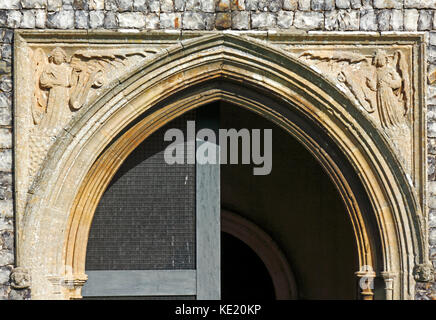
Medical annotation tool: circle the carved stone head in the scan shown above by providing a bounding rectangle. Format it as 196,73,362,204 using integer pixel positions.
49,47,68,65
10,267,31,289
413,264,435,282
373,50,388,68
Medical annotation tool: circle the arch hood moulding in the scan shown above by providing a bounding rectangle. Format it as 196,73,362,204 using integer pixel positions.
12,30,429,299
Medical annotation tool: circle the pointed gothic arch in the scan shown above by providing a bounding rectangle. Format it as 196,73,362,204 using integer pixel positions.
17,33,427,299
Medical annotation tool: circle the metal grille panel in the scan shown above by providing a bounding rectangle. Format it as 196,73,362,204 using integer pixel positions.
86,112,196,270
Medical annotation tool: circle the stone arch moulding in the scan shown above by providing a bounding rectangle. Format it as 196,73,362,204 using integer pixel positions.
13,30,431,299
221,209,298,300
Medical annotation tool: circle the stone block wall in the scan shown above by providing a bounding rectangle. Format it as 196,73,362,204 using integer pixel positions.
0,0,435,299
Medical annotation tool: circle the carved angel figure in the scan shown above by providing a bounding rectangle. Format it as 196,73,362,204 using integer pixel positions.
37,47,72,131
298,49,410,130
366,50,410,129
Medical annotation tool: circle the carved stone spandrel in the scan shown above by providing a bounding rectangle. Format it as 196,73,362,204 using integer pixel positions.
282,46,414,174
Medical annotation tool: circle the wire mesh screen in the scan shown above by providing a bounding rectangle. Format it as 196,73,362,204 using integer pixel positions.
86,111,196,270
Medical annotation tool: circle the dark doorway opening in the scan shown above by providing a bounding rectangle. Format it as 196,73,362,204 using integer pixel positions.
221,232,275,300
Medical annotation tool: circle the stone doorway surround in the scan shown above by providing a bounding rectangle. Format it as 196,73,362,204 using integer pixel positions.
13,30,432,299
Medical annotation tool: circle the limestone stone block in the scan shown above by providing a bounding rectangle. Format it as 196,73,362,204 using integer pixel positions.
277,10,294,28
251,12,277,29
118,12,146,28
294,11,324,29
232,11,249,30
46,10,74,29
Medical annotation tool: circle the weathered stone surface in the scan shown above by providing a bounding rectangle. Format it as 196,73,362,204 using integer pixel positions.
89,10,104,28
47,0,62,11
75,10,88,29
245,0,258,11
89,0,104,10
159,12,181,28
6,11,22,28
232,11,249,29
377,9,391,31
160,0,174,12
325,9,359,30
251,12,276,29
133,0,147,11
429,138,436,155
405,0,436,9
72,0,87,10
390,9,403,30
216,0,230,11
277,10,294,28
428,106,436,138
360,9,377,30
34,9,45,28
0,45,10,61
0,173,12,201
185,0,201,11
231,0,245,10
430,209,436,227
215,12,231,29
294,11,323,29
404,9,419,31
0,250,13,266
104,11,117,28
311,0,325,11
21,10,36,29
21,0,47,8
148,0,161,12
146,13,159,28
0,129,11,149
0,0,20,10
182,12,214,30
258,0,281,12
283,0,298,10
47,10,74,29
106,0,133,11
202,0,215,12
298,0,311,11
0,231,13,250
118,12,145,28
418,10,433,30
431,228,436,246
373,0,402,9
349,0,361,9
336,0,350,9
0,150,11,172
0,267,10,285
8,288,30,300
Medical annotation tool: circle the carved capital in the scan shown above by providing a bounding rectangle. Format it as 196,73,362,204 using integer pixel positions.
10,267,31,289
413,263,435,282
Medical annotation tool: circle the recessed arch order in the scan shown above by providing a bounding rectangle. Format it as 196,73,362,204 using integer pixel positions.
19,33,426,300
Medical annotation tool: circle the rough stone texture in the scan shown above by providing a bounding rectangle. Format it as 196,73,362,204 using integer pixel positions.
277,10,294,28
89,10,104,28
46,10,74,29
404,9,419,31
0,0,435,301
251,12,276,29
293,11,324,29
326,9,359,30
360,9,377,31
373,0,403,9
232,11,250,29
118,12,145,28
283,0,298,10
